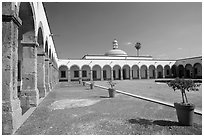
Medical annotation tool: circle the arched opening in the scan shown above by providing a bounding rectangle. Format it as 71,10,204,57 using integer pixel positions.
70,65,80,81
171,65,177,78
157,65,163,78
132,65,139,79
140,65,147,79
122,65,130,80
59,65,68,82
164,65,171,78
185,64,193,78
103,65,111,80
113,65,121,80
81,65,91,81
193,63,202,79
92,65,101,81
149,65,156,79
18,2,36,114
178,65,184,78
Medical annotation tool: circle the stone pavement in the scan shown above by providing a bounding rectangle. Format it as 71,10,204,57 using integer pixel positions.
15,82,202,135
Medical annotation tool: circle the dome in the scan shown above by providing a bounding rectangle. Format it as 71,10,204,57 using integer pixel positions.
104,49,128,56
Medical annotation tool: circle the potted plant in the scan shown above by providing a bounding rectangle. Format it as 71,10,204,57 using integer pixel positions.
108,80,117,98
90,81,94,89
167,78,200,126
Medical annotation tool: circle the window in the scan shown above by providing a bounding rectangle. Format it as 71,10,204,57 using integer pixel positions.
82,70,87,77
167,70,169,75
74,71,79,77
61,71,66,78
17,60,21,81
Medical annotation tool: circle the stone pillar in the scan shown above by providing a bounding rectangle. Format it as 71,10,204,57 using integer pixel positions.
138,69,141,79
21,40,39,107
101,70,104,81
68,70,71,82
37,52,46,98
2,12,22,135
45,57,50,92
155,69,158,79
120,69,123,80
147,68,150,79
111,69,114,80
90,70,93,81
130,68,133,80
49,62,52,89
163,69,165,78
79,70,82,83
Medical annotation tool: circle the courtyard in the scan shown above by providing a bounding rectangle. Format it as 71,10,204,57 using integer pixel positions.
15,80,202,135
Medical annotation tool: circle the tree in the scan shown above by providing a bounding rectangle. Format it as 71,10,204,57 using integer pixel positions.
135,42,141,56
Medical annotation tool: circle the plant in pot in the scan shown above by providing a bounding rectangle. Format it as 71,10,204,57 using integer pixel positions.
108,80,117,98
90,81,94,89
167,78,201,126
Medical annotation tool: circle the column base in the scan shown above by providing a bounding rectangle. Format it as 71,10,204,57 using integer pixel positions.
21,89,39,107
45,83,51,93
38,86,47,98
2,99,22,135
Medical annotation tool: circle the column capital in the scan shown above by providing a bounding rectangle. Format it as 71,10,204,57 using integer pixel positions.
2,14,22,27
21,41,39,47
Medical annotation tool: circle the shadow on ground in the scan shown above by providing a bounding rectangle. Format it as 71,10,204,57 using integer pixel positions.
128,118,183,127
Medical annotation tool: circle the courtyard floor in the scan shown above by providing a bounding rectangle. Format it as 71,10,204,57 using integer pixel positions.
15,80,202,135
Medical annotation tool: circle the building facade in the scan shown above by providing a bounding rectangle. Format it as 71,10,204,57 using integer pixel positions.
2,2,58,134
58,39,202,82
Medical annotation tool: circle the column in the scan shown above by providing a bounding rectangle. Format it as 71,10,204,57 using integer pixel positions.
79,70,82,83
45,57,50,92
138,69,141,79
2,13,22,135
68,70,71,82
163,69,165,78
101,70,104,81
130,68,133,80
111,69,114,80
147,68,150,79
90,70,93,81
21,41,39,106
37,52,46,98
120,69,123,80
49,62,52,89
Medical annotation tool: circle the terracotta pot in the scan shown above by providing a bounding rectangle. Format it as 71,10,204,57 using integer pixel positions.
90,83,94,89
108,88,115,98
174,102,195,126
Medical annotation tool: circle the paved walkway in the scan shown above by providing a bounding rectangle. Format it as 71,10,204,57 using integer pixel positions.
15,82,202,135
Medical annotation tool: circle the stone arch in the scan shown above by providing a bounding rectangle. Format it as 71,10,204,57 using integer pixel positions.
185,64,193,78
171,65,177,78
157,65,163,78
70,65,80,81
81,65,91,81
193,63,202,79
103,65,111,80
164,65,171,78
122,65,130,80
149,65,156,79
140,65,148,79
113,65,122,80
92,65,101,81
132,65,139,79
59,65,68,82
17,2,37,114
178,64,184,78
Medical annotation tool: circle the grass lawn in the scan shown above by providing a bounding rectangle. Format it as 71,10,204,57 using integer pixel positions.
95,79,202,111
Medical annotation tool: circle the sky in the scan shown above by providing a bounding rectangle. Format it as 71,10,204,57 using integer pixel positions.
44,2,202,60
